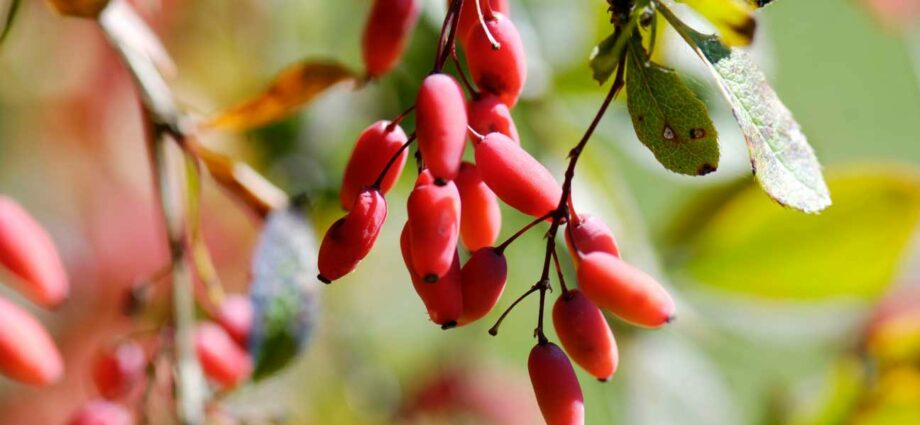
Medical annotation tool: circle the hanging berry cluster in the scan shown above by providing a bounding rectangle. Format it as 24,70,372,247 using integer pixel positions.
318,0,675,422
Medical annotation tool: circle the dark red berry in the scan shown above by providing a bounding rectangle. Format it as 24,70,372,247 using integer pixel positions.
456,0,510,43
565,213,620,266
92,340,147,399
456,162,501,251
528,342,584,425
415,73,468,181
407,171,461,281
362,0,421,77
458,247,507,325
340,121,408,210
474,132,561,218
576,252,675,328
552,289,618,381
468,94,520,145
464,12,527,107
318,188,388,282
400,223,463,327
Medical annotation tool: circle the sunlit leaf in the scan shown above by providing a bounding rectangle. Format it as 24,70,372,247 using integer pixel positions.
679,0,756,46
661,6,831,212
748,0,775,7
248,207,320,380
787,357,865,425
191,142,289,217
625,38,719,176
673,166,920,300
206,61,356,132
48,0,110,18
1,0,21,44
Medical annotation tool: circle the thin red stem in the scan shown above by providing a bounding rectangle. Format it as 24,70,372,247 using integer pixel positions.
372,133,416,189
386,104,416,131
495,211,553,254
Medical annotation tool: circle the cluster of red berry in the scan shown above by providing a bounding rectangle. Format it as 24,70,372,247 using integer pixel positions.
1,191,255,422
317,0,676,423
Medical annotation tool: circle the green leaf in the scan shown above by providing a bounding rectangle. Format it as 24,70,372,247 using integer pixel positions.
588,12,640,85
590,33,621,85
0,0,21,45
661,5,831,212
625,38,719,176
248,206,320,380
673,166,920,300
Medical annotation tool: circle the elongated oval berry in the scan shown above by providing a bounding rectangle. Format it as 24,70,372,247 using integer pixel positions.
464,12,527,107
468,94,520,145
552,289,618,381
362,0,421,77
474,133,561,218
0,196,69,308
456,162,501,251
565,214,619,266
216,294,253,347
576,253,675,328
400,224,463,328
407,171,461,281
456,0,510,43
0,295,63,386
68,399,134,425
528,342,585,425
318,188,388,283
92,341,147,399
458,247,507,325
340,121,409,209
195,322,252,388
415,74,468,181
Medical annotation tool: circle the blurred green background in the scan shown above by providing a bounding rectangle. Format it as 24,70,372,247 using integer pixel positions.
1,0,919,423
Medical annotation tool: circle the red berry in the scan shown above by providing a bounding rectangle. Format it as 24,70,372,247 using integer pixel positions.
318,188,388,283
0,196,69,308
407,171,461,281
565,214,620,266
468,94,520,144
340,121,409,210
0,295,63,386
464,12,527,107
415,73,468,181
528,342,584,425
92,341,147,399
68,399,134,425
361,0,421,77
456,0,511,43
552,289,618,381
474,133,561,218
576,253,675,328
458,247,507,325
216,294,253,347
400,223,463,328
195,322,252,388
456,162,501,251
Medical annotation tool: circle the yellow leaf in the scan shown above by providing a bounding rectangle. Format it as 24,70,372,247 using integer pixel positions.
47,0,110,18
205,61,355,132
680,0,756,46
189,141,288,216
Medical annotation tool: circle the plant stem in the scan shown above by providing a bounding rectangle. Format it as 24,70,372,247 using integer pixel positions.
372,133,417,189
495,211,553,254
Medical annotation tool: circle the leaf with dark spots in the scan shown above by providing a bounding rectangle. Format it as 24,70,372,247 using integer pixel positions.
248,207,320,380
660,5,830,212
625,38,719,176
